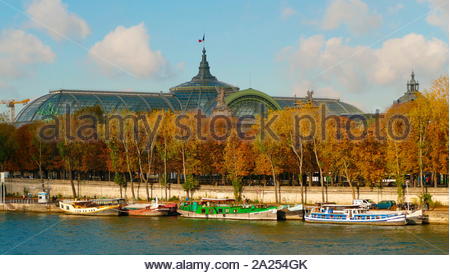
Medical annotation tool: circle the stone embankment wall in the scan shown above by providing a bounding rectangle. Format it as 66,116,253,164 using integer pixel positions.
425,210,449,224
0,203,61,213
4,179,449,205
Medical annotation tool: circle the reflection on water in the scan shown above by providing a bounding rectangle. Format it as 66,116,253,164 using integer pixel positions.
0,212,448,255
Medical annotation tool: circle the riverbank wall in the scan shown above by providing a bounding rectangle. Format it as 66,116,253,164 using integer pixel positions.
4,179,449,205
0,202,62,213
425,209,449,224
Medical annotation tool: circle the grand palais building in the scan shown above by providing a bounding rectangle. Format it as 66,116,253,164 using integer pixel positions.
17,48,378,123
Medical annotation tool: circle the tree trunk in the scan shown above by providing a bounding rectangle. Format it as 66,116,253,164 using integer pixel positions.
262,178,266,203
146,180,150,202
313,139,325,202
163,137,168,200
129,172,135,201
290,141,304,204
269,158,278,204
433,171,437,188
298,173,304,204
136,181,140,200
419,144,424,193
39,141,43,187
165,182,168,201
69,168,77,199
343,162,356,200
123,140,136,200
394,142,405,203
77,172,81,198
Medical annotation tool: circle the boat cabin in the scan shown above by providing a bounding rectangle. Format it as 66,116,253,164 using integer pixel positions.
37,192,49,203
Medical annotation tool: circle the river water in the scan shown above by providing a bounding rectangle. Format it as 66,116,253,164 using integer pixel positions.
0,212,447,255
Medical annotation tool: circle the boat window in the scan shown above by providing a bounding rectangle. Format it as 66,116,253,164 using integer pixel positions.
218,208,223,213
234,209,238,213
209,209,214,214
201,209,206,214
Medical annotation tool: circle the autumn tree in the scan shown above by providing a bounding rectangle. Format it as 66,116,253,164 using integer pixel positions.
0,123,17,171
223,130,255,201
385,101,417,202
423,76,449,187
156,111,177,200
254,112,285,203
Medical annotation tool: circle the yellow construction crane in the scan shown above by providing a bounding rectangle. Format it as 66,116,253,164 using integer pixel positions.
0,99,30,122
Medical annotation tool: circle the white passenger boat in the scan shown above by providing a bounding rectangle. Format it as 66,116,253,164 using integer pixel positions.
58,199,125,216
305,205,407,226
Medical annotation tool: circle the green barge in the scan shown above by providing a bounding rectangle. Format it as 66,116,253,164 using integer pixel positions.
178,198,282,220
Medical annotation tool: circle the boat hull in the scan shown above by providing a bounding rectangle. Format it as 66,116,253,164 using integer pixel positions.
178,209,278,220
59,201,122,216
60,206,121,216
124,203,178,216
305,216,407,226
126,208,170,216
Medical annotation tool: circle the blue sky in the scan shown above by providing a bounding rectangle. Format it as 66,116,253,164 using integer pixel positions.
0,0,448,113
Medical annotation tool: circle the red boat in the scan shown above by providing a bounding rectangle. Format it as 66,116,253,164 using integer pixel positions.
124,200,178,216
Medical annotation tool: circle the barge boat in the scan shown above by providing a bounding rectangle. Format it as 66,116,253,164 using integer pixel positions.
179,198,280,220
123,199,178,216
305,204,407,226
58,199,125,216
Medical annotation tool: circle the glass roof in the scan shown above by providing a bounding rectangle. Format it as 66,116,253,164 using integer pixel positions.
15,91,179,123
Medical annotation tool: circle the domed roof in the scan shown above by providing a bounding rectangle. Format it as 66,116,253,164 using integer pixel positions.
15,90,181,123
169,47,238,92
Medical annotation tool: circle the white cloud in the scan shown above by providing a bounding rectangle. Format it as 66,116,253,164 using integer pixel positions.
371,34,448,84
278,33,448,95
281,7,296,19
88,23,168,78
0,81,20,99
388,3,404,14
420,0,449,32
26,0,90,41
0,29,55,78
321,0,382,34
292,80,341,98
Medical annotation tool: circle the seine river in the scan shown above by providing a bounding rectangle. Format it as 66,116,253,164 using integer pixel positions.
0,212,447,255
